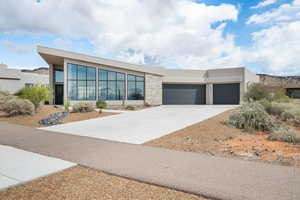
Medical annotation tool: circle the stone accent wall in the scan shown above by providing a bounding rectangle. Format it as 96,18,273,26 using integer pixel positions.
259,74,300,89
145,74,162,105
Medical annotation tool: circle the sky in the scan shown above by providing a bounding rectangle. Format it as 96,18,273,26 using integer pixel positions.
0,0,300,75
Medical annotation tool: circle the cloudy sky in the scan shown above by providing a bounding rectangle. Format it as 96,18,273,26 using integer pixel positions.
0,0,300,75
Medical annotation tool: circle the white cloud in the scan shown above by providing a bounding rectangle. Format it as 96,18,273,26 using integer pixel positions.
53,38,73,49
251,0,278,9
1,41,34,54
0,0,240,69
248,0,300,24
245,0,300,74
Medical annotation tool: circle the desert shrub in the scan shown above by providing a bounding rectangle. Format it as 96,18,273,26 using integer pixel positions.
270,88,290,103
0,91,15,110
2,98,35,116
268,126,300,144
244,83,270,102
125,105,135,110
96,100,107,109
64,98,70,112
16,85,52,110
281,107,300,126
225,101,279,132
72,102,94,113
266,103,292,117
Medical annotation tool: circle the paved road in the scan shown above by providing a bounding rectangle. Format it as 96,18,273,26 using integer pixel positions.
41,105,237,144
0,145,75,190
0,122,299,200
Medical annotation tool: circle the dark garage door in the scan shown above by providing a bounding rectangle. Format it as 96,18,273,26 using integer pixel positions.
163,84,206,105
213,83,240,105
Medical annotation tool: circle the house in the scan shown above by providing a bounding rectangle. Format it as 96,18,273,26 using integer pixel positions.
258,74,300,99
0,63,49,94
37,45,259,105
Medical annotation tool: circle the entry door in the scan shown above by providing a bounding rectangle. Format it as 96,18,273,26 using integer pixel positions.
163,84,206,105
55,84,64,105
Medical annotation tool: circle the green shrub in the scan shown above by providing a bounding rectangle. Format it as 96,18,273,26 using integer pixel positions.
125,105,135,110
72,102,94,113
267,103,292,117
2,98,35,116
96,100,107,109
244,83,270,102
270,88,290,103
281,107,300,126
16,85,52,110
64,98,70,112
268,126,300,144
225,101,279,132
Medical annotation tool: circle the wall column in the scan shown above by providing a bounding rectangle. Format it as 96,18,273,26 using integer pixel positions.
206,83,213,105
49,64,54,105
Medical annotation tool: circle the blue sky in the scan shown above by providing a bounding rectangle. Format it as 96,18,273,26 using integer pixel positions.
0,0,299,75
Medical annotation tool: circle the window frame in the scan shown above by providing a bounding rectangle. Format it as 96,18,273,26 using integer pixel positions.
127,74,145,100
98,69,125,101
67,63,96,101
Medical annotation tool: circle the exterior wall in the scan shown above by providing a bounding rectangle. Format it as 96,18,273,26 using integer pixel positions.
242,68,260,102
0,65,49,94
259,74,300,89
145,74,162,105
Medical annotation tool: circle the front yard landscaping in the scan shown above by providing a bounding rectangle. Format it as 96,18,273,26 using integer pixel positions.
0,105,116,128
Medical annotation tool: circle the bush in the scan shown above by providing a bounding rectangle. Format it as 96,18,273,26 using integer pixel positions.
0,91,15,110
96,100,107,109
16,85,52,110
281,107,300,126
64,98,70,112
268,126,300,144
72,102,94,113
225,101,279,132
270,88,290,103
267,103,292,117
244,83,270,102
2,98,35,116
125,105,135,110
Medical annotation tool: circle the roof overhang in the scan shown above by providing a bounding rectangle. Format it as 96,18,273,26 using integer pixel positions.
37,46,164,76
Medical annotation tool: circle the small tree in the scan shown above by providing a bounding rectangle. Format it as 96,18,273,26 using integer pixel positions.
16,85,53,110
244,83,270,102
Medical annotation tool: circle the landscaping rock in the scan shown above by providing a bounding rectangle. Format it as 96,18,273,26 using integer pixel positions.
38,112,69,126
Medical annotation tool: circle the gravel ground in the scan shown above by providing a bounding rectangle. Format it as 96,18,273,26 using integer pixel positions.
0,105,116,128
0,166,208,200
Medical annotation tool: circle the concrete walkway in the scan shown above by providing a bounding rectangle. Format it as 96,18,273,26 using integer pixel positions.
42,105,237,144
0,145,75,191
0,122,299,200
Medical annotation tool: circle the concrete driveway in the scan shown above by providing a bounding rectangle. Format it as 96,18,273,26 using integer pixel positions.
42,105,237,144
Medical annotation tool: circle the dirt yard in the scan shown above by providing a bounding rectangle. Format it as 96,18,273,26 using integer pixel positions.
0,105,116,128
0,166,208,200
145,110,300,167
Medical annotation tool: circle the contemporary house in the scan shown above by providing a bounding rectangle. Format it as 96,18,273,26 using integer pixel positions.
0,63,49,94
37,46,259,106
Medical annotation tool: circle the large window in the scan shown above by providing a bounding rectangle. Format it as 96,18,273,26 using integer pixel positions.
98,69,125,100
67,64,96,100
127,74,144,100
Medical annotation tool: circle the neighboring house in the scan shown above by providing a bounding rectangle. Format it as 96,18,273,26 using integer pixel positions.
21,67,49,75
37,45,259,105
0,64,49,94
258,74,300,99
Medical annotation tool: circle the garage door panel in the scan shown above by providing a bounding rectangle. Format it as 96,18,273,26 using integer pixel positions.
213,83,240,105
163,84,206,105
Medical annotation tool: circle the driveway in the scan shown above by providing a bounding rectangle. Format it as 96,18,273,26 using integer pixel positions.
42,105,237,144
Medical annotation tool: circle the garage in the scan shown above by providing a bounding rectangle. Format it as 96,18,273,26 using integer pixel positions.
163,84,206,105
213,83,240,105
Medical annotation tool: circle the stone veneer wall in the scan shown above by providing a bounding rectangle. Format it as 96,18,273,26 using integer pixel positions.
145,74,162,105
259,74,300,89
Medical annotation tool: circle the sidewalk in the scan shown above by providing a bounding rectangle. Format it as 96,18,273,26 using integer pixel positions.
0,122,299,200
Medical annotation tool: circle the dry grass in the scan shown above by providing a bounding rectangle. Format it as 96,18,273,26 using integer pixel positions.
0,105,116,128
0,166,208,200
